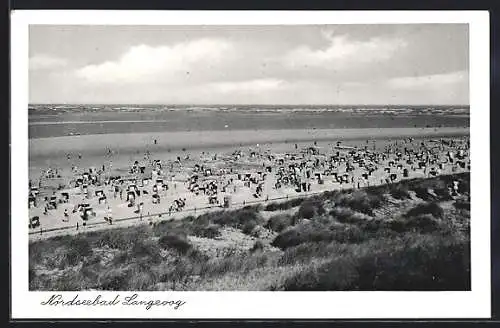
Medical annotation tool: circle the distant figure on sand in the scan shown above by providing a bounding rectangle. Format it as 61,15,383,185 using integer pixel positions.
154,139,157,145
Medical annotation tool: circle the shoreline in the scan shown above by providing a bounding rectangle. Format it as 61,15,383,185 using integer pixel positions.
30,127,469,158
28,129,470,240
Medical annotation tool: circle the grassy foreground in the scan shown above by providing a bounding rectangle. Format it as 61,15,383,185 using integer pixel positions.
29,173,471,291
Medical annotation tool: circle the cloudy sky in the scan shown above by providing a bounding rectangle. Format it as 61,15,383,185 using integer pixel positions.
29,24,469,105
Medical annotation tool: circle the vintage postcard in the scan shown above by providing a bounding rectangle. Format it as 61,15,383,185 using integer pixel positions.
10,10,490,319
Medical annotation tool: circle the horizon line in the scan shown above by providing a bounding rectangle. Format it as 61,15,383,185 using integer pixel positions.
28,103,471,107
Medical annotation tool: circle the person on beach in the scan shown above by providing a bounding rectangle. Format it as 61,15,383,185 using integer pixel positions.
107,206,113,224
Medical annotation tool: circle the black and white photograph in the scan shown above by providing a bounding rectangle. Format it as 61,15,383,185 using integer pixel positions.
11,10,491,319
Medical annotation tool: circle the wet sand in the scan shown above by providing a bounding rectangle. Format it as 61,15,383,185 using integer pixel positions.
30,127,468,158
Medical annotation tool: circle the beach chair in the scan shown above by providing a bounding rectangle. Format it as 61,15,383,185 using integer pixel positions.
127,191,136,202
48,197,58,210
152,194,160,204
29,216,40,229
28,196,37,208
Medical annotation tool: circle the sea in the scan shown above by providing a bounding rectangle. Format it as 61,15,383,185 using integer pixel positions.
28,104,470,139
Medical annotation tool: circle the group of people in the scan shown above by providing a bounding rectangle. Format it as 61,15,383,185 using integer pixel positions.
29,136,470,233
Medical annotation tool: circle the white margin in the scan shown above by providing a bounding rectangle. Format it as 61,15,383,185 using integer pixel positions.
11,10,491,319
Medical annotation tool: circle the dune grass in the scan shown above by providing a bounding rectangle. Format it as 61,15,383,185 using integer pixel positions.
29,173,470,291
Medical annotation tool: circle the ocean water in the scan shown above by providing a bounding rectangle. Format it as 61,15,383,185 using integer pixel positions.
28,104,470,139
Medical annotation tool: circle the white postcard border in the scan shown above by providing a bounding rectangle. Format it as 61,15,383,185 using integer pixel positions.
11,10,491,319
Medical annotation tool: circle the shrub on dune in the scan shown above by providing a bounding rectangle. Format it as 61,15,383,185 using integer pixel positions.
52,271,85,291
405,214,440,233
131,239,162,263
99,226,150,250
297,199,325,220
193,224,221,239
126,265,158,291
264,198,305,211
297,203,316,220
271,223,366,250
250,240,265,253
242,220,258,235
278,241,348,266
405,202,444,219
211,208,264,230
158,233,192,254
271,227,303,249
453,200,470,211
389,184,411,200
281,234,470,291
329,207,359,224
266,214,294,232
335,191,385,215
54,237,94,269
412,186,435,201
283,257,359,291
99,267,130,291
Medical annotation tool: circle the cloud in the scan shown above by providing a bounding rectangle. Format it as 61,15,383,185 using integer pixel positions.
75,38,233,84
208,78,285,93
387,71,467,89
341,81,368,87
29,54,68,70
284,34,407,70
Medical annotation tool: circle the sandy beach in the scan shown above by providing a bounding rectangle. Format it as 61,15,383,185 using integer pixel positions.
30,127,469,158
28,127,470,240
